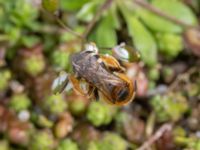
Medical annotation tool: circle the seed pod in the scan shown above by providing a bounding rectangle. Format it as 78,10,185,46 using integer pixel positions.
71,123,100,149
8,121,31,146
126,64,148,97
115,112,145,143
54,112,74,139
0,104,31,146
184,27,200,57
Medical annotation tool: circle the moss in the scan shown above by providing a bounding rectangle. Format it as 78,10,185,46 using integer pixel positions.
9,93,31,112
29,130,54,150
43,94,67,115
57,139,79,150
87,101,117,127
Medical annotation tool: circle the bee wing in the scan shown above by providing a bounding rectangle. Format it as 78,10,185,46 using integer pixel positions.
94,71,123,100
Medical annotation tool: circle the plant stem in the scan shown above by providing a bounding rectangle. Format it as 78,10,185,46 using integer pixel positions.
41,8,83,39
53,0,113,47
137,124,172,150
82,0,113,39
55,17,83,39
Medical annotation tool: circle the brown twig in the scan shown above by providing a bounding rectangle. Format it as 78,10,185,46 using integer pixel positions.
133,0,196,28
82,0,113,40
41,7,83,39
55,0,113,47
137,124,172,150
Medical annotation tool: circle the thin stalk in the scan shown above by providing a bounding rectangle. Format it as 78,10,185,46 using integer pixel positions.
82,0,113,39
55,17,83,39
133,0,196,28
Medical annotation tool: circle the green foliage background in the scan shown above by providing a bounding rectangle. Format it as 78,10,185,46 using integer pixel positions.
0,0,200,150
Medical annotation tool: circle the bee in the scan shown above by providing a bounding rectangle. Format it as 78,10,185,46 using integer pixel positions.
52,43,139,106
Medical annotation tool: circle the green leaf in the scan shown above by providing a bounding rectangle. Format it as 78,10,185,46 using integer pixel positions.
60,0,90,11
156,33,183,59
21,35,40,48
96,22,117,47
93,14,117,47
138,0,198,33
109,2,120,29
6,26,21,46
123,12,157,66
77,1,98,22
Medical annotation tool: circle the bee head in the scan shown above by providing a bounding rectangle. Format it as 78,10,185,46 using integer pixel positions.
84,42,98,54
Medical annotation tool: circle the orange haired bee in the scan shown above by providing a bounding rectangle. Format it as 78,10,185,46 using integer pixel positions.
52,43,138,106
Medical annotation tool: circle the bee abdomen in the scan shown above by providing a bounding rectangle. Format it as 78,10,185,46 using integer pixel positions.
117,88,129,102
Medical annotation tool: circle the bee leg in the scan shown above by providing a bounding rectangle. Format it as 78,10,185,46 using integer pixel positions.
94,88,99,101
68,75,86,96
87,85,95,99
87,86,99,101
100,55,125,72
100,91,115,104
134,80,137,92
